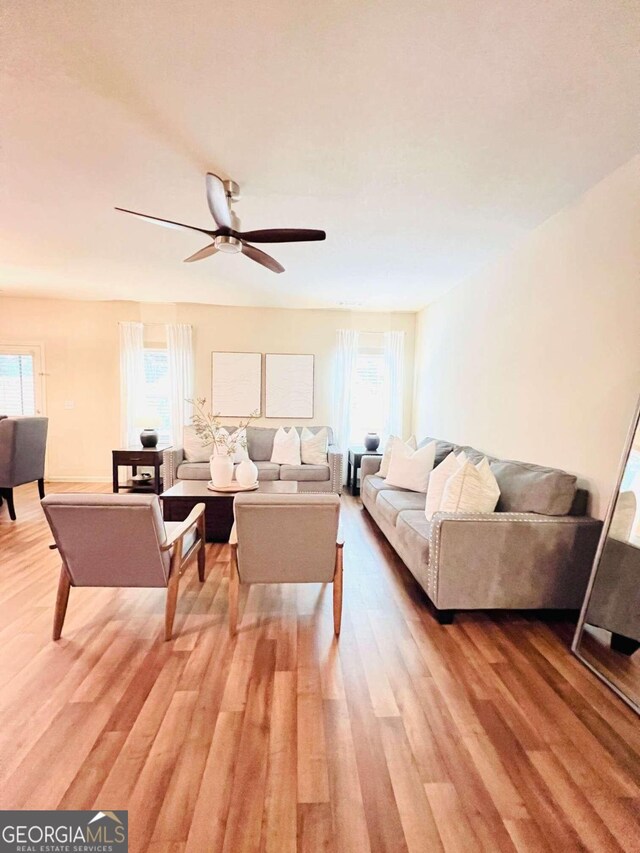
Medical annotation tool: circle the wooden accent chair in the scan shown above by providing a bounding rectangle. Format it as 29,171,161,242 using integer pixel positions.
228,493,343,636
41,493,206,641
0,416,48,520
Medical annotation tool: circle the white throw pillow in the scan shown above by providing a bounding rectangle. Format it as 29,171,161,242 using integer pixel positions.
439,456,501,515
183,425,213,462
271,426,302,466
380,435,417,478
385,440,436,493
301,427,328,465
424,451,465,520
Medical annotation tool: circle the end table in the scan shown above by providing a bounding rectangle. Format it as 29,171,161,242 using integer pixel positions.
347,445,383,496
112,445,171,495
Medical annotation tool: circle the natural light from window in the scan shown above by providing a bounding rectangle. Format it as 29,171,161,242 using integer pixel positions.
349,347,388,445
0,353,36,415
143,348,171,444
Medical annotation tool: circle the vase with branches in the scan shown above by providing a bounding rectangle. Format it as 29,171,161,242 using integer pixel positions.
187,398,259,487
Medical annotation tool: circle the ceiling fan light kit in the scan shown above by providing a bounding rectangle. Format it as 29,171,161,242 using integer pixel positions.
215,235,242,254
115,172,325,273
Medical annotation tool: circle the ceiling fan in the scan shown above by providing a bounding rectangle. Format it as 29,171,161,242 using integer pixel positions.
115,173,326,274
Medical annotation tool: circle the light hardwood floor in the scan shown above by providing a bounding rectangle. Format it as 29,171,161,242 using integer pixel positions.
0,482,639,852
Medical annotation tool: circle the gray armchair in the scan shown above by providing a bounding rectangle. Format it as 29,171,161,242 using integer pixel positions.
0,416,48,520
229,493,343,636
42,493,206,641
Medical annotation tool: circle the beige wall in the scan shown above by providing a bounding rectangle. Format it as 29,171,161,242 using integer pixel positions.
413,155,640,518
0,298,415,480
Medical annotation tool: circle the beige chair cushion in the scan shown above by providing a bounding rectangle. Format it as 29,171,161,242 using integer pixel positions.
42,493,170,587
234,493,339,584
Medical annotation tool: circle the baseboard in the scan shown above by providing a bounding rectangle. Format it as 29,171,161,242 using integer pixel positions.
46,477,112,484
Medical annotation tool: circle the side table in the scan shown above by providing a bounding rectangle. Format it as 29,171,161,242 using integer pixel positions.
112,445,171,495
347,445,383,496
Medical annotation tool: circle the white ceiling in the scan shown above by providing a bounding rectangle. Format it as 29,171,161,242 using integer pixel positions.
1,0,639,311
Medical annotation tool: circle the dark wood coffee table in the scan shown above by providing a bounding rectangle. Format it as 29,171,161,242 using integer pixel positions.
161,480,298,542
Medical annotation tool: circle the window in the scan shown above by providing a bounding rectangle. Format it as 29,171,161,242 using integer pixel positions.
143,348,171,444
0,345,44,415
349,346,388,444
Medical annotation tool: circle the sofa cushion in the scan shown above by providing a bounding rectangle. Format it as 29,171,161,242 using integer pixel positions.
395,511,431,569
247,427,278,461
362,475,405,505
376,490,427,527
490,459,576,516
176,461,210,480
280,463,330,482
255,461,281,481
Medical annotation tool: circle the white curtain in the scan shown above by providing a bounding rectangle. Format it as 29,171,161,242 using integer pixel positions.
383,330,404,439
333,329,359,453
119,321,145,447
166,323,194,447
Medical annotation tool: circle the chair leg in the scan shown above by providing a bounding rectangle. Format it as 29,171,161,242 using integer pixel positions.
3,488,16,521
52,566,71,640
38,478,45,500
333,543,344,636
165,573,180,641
197,516,206,582
228,544,239,637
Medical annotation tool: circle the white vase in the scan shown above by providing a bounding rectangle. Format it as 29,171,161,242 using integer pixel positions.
210,454,234,488
236,458,258,488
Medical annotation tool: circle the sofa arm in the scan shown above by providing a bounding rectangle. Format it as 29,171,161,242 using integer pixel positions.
428,511,602,611
163,447,184,490
360,455,382,479
327,444,343,494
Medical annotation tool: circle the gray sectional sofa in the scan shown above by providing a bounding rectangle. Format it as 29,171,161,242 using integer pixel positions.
163,425,342,494
361,437,603,622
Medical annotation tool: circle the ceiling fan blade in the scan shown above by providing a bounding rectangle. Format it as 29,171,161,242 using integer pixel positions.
237,228,326,243
205,173,232,229
241,243,285,274
115,207,212,236
184,243,219,263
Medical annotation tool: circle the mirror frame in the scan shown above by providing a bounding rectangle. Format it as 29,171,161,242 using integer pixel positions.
572,393,640,714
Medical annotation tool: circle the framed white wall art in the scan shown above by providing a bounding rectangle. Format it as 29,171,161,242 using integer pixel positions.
265,353,314,418
211,351,262,417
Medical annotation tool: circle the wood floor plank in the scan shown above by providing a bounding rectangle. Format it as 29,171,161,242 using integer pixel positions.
261,670,297,853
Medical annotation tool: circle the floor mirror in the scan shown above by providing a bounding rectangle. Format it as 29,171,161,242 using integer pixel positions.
573,395,640,713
